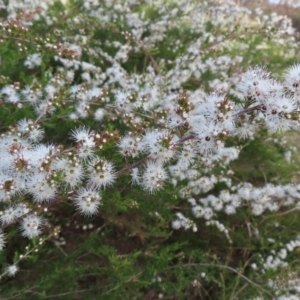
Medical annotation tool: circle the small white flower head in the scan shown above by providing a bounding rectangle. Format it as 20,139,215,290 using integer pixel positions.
178,143,196,166
44,85,56,98
0,207,17,225
14,204,30,218
30,144,57,168
166,112,185,129
233,122,257,140
278,248,287,260
236,66,272,102
76,102,89,119
193,122,223,153
69,112,79,120
66,70,75,81
118,135,142,158
203,207,213,220
141,162,168,193
188,198,196,206
172,220,181,230
114,91,131,112
252,203,264,216
34,100,56,115
87,158,116,189
285,63,300,94
272,95,297,114
17,119,44,142
28,127,44,143
172,212,193,230
224,205,236,215
1,85,16,98
87,87,102,99
141,130,177,162
81,72,91,82
26,173,57,203
20,215,43,239
1,85,20,104
94,108,105,121
24,53,42,69
190,92,221,121
70,127,94,146
7,264,18,277
77,146,95,162
69,84,81,95
17,118,32,133
63,161,84,188
192,205,204,218
73,188,101,216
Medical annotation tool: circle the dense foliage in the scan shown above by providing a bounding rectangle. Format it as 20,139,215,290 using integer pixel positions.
1,0,300,299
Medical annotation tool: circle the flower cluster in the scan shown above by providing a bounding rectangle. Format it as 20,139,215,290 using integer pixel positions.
0,0,300,298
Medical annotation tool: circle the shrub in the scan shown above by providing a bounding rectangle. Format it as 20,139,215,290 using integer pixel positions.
1,0,300,299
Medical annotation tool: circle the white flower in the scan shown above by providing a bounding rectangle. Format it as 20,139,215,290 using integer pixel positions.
73,188,101,216
70,127,94,146
1,86,20,103
118,135,142,158
192,205,204,218
114,91,131,112
24,53,42,69
172,220,181,230
0,207,17,224
7,264,18,277
94,108,105,121
14,204,30,218
44,85,56,98
203,207,213,220
63,161,84,187
81,72,91,82
167,112,184,129
236,66,273,102
193,122,224,153
141,162,168,193
77,146,95,162
20,215,43,239
225,205,236,215
87,158,116,189
278,248,287,260
252,203,264,216
233,123,257,139
26,173,57,203
88,87,102,99
272,95,297,113
285,63,300,94
141,130,177,162
17,118,32,133
27,127,44,142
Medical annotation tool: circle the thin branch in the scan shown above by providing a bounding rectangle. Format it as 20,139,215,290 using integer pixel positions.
233,105,262,116
115,155,150,176
260,206,300,223
115,133,196,176
163,263,274,298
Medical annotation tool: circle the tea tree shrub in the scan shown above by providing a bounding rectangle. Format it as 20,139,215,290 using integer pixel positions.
1,0,300,299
